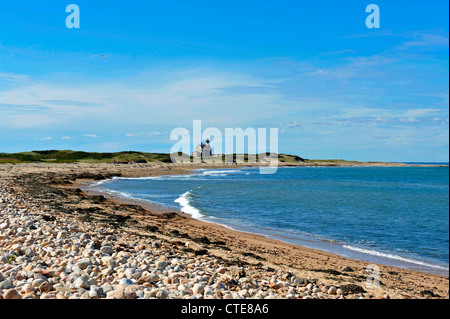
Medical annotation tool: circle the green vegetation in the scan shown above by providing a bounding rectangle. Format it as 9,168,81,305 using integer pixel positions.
0,150,397,166
0,150,307,164
303,159,390,165
7,255,16,264
304,159,362,164
2,150,394,166
277,153,305,163
0,150,173,164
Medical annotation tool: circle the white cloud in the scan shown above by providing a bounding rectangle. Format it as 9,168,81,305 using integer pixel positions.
284,121,301,129
84,134,98,138
302,55,394,80
399,117,419,123
0,68,284,131
34,137,52,141
402,108,444,118
400,33,449,49
126,132,165,137
0,72,29,82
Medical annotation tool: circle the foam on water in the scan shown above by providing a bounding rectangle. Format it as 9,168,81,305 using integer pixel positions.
97,188,137,201
174,191,204,219
343,245,450,272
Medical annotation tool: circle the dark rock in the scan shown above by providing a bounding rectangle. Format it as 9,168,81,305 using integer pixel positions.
42,215,56,222
339,284,366,294
194,236,211,245
90,195,106,203
242,252,265,261
227,278,239,287
170,230,181,236
293,278,308,285
145,225,159,232
312,269,342,276
114,215,132,223
162,212,178,219
194,249,208,256
420,290,440,298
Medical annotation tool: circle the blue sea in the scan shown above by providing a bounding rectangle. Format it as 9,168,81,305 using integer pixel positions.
91,166,449,276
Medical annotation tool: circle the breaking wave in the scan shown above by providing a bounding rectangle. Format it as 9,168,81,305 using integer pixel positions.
174,191,204,219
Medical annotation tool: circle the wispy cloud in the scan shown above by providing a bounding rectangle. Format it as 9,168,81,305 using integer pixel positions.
33,137,52,141
0,68,286,132
0,72,29,82
125,132,166,137
302,55,394,80
320,49,356,57
399,33,449,49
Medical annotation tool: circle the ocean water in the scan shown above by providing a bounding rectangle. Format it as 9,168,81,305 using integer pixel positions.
91,166,449,276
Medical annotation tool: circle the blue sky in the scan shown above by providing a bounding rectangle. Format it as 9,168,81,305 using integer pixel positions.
0,0,448,161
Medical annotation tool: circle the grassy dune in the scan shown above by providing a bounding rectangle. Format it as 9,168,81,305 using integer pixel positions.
1,150,398,166
0,150,172,164
0,150,307,164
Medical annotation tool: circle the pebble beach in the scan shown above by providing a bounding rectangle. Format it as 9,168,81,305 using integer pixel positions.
0,163,448,300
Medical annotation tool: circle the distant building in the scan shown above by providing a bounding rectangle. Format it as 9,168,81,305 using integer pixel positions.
192,139,212,158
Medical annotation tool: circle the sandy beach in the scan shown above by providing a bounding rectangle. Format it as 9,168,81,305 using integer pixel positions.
0,162,448,300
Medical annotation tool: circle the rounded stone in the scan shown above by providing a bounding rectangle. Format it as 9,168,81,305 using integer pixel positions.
0,279,14,290
4,289,22,299
118,278,134,287
155,260,167,269
124,290,138,299
312,287,322,294
75,258,91,270
74,277,90,289
193,283,204,295
156,290,169,299
328,286,337,295
204,286,214,296
39,281,51,293
31,279,45,288
100,246,114,255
